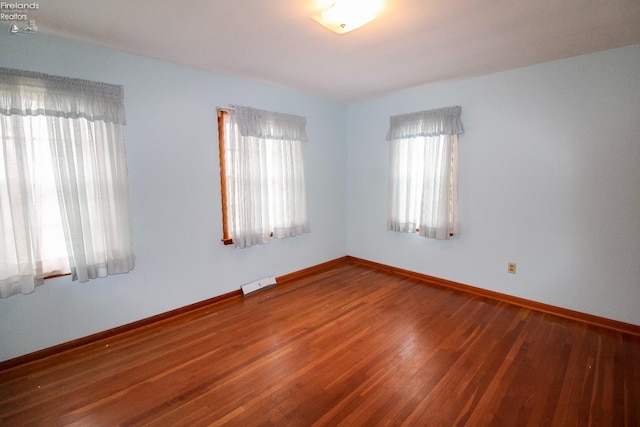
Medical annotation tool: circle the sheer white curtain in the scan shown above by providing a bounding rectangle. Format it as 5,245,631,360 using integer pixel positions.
223,106,310,248
0,67,134,297
386,106,464,240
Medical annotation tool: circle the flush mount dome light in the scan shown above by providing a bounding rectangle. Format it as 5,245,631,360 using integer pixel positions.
312,0,384,35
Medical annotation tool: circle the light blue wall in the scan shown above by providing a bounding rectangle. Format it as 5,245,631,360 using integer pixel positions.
0,31,348,361
347,44,640,325
1,29,638,362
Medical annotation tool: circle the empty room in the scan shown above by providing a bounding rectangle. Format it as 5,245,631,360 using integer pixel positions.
1,0,639,425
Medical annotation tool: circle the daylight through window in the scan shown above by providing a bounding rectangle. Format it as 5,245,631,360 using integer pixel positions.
0,67,135,298
386,106,464,240
217,106,310,248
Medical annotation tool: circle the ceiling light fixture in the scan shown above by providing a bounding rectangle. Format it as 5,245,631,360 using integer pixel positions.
312,0,384,35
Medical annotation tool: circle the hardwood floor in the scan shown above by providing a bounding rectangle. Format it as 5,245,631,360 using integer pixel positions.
1,261,639,426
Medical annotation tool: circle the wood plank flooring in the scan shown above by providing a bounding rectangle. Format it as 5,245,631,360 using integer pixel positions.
1,261,639,426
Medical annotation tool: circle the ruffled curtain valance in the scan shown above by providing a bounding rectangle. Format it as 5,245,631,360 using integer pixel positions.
386,106,463,140
232,105,308,142
0,67,126,125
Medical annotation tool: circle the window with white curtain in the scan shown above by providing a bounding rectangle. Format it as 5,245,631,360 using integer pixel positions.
217,105,310,248
386,106,464,240
0,67,135,298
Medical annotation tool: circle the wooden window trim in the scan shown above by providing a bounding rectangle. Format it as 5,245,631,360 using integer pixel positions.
45,272,71,280
217,108,278,246
217,110,233,245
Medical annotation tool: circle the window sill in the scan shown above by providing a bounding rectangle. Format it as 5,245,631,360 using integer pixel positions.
222,232,274,246
415,228,455,237
45,272,71,280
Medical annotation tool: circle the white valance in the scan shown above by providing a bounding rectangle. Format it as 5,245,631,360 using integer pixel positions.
386,106,463,140
232,105,308,142
0,67,126,125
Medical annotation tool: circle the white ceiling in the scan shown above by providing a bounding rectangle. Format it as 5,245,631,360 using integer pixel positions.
24,0,640,103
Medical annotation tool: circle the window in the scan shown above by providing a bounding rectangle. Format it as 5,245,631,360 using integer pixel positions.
217,106,310,248
2,115,70,278
0,67,135,298
386,106,464,240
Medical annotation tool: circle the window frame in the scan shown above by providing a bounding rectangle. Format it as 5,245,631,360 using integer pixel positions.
1,66,135,296
386,106,463,240
217,110,233,245
217,109,279,245
216,107,309,248
388,134,458,237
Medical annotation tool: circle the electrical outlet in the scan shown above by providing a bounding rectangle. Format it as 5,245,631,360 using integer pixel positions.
508,262,517,274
